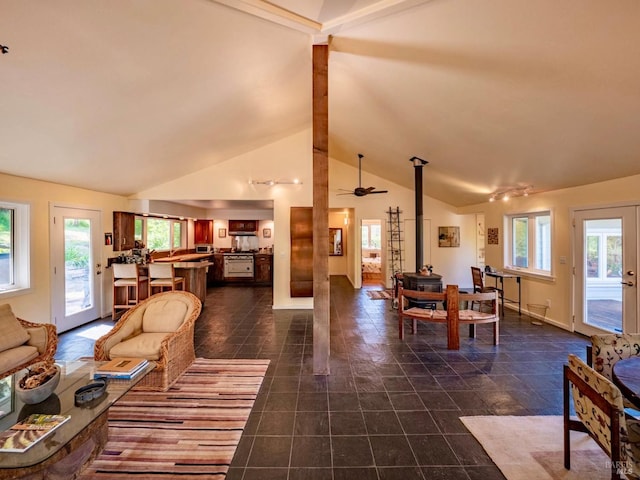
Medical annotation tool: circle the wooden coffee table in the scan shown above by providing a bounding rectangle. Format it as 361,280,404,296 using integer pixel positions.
0,359,154,479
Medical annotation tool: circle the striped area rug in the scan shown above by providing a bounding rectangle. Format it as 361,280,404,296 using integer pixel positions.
79,358,270,479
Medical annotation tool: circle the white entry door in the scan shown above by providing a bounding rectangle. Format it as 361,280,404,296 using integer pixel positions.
574,206,639,335
51,206,103,333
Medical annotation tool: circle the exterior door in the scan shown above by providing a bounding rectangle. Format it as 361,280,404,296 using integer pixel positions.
574,206,638,335
51,206,103,333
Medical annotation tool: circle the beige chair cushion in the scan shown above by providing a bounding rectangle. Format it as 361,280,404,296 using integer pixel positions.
0,345,39,373
459,310,496,320
0,304,30,352
142,300,188,333
109,332,169,360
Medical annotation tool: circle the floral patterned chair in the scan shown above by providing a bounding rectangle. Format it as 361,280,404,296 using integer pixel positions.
589,333,640,409
564,354,640,479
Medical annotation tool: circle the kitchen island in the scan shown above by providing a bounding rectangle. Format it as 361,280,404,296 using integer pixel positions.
171,261,212,304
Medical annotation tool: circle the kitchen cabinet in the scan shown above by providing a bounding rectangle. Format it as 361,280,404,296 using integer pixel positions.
113,211,135,251
194,220,213,244
254,254,273,285
228,220,257,233
208,253,225,284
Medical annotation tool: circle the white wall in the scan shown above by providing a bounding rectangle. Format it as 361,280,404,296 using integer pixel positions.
459,173,640,331
0,172,130,324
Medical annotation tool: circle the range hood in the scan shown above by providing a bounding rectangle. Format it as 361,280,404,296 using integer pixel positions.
230,231,257,236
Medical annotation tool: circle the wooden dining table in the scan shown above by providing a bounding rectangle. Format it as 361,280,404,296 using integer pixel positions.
612,356,640,409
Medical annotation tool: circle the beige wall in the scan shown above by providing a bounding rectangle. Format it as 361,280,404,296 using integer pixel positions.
460,173,640,331
0,172,129,325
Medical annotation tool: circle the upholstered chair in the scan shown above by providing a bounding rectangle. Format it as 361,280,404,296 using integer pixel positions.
564,354,640,479
94,291,201,391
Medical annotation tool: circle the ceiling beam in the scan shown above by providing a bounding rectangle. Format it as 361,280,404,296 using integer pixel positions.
209,0,434,36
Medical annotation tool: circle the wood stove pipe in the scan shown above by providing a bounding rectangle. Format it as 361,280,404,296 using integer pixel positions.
410,156,428,271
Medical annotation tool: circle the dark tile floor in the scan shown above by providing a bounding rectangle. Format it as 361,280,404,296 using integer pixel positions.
56,275,590,480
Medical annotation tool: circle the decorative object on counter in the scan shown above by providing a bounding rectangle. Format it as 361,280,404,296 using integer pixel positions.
218,228,226,238
263,228,271,238
419,264,433,276
16,362,61,404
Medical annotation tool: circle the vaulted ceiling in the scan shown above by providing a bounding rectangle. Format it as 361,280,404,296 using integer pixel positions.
2,0,639,207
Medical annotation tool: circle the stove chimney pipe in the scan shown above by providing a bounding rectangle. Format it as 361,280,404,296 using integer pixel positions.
410,156,428,272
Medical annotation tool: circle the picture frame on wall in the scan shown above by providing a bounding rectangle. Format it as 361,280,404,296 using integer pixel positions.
438,226,460,247
263,228,271,238
218,228,226,238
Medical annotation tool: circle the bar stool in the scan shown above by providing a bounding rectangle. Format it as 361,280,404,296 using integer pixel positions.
148,263,185,296
112,263,148,320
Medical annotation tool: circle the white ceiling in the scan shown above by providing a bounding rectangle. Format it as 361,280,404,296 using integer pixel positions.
2,0,640,207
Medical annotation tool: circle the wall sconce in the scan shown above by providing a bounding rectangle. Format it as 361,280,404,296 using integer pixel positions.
249,179,302,186
489,185,533,202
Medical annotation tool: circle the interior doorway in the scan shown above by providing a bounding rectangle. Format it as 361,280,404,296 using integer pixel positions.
361,219,383,286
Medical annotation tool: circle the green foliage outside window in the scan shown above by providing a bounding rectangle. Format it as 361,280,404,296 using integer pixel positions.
147,218,171,250
0,208,10,254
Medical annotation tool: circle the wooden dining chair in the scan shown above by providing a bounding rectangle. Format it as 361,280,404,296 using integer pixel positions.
564,354,640,479
112,263,148,321
470,266,498,311
148,263,185,296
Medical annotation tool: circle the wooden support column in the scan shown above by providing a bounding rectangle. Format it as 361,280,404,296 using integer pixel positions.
446,284,460,350
312,44,330,375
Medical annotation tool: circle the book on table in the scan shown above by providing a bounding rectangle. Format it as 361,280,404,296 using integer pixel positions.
94,357,149,379
0,414,71,452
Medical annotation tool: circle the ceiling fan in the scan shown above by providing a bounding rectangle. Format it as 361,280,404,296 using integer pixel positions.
338,153,388,197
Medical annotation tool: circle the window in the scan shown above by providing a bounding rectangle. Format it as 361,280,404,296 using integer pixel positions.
0,201,30,295
135,216,184,251
506,211,551,275
361,223,381,249
586,219,622,281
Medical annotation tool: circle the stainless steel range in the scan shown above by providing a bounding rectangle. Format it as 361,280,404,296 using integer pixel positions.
223,254,254,278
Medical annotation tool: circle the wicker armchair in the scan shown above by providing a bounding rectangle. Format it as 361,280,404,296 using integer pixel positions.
0,303,58,379
94,291,201,391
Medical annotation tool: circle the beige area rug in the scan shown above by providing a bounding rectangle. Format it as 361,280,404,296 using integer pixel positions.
461,415,614,480
79,358,269,479
366,289,393,300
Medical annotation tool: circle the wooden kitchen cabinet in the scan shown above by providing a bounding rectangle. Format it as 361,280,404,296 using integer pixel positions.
228,220,257,233
194,220,214,244
254,254,273,285
208,253,225,285
113,211,135,251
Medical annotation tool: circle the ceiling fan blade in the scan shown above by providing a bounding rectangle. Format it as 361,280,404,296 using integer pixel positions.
369,190,388,194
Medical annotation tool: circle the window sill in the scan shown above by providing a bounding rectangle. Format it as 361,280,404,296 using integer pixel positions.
502,267,556,282
0,286,32,299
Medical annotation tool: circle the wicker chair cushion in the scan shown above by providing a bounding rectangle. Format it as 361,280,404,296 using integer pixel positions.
108,332,169,360
459,310,495,320
403,307,434,319
0,345,39,373
142,300,188,333
0,304,30,352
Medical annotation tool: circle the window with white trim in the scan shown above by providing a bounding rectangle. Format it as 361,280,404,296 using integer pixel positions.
134,216,184,252
505,210,551,275
0,201,30,295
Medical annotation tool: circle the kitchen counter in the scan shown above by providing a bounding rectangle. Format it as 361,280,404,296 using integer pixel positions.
154,253,214,262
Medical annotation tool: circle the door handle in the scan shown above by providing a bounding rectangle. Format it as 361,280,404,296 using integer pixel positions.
621,281,634,286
